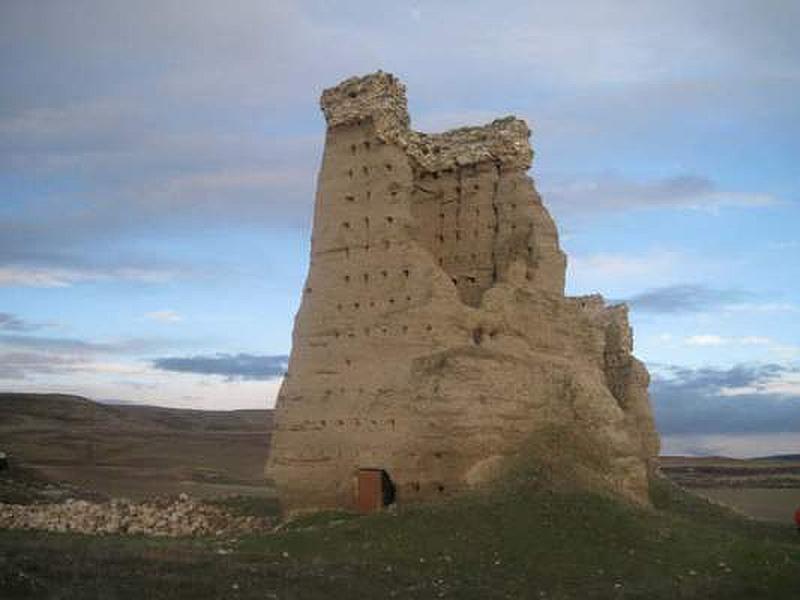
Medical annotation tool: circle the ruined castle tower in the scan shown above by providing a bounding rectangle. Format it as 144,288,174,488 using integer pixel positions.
266,72,660,513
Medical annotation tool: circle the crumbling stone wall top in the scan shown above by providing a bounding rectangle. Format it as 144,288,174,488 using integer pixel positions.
321,71,533,171
405,117,532,172
321,71,410,131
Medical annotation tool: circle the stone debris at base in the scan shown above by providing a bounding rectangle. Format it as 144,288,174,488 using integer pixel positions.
0,494,271,537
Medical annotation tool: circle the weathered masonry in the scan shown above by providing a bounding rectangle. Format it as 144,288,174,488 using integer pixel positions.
266,72,659,514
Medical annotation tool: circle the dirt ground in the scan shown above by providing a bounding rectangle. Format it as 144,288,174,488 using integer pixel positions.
0,393,273,501
659,455,800,523
695,488,800,523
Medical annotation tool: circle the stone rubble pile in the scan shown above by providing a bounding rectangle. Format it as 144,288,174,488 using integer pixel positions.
0,494,271,537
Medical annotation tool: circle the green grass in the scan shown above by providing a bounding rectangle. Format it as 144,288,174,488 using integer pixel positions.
2,475,799,599
207,494,281,519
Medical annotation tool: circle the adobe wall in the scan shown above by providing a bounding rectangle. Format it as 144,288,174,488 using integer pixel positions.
266,72,659,513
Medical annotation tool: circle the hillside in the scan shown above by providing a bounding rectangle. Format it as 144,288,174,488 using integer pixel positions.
1,472,799,598
0,393,272,500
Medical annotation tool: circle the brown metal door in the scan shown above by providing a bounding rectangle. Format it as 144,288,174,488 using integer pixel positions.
356,469,383,513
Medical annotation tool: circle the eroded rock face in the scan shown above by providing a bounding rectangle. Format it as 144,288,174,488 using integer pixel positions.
266,72,659,513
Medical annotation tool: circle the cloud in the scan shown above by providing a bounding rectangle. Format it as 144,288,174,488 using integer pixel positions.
623,284,751,314
723,302,799,313
3,373,284,411
155,166,311,197
619,285,799,317
660,432,800,459
0,312,45,332
684,335,726,347
650,363,800,435
571,251,682,279
0,333,184,356
1,1,796,286
684,335,772,347
144,310,183,323
152,353,288,380
0,1,795,415
679,335,798,360
0,127,317,260
0,331,197,382
0,351,90,380
0,265,180,288
543,173,777,217
567,250,686,293
0,350,149,381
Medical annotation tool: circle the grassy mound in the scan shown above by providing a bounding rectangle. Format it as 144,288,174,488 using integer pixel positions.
1,475,799,598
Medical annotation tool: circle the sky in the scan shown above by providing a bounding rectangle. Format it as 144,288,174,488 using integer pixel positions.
1,1,798,457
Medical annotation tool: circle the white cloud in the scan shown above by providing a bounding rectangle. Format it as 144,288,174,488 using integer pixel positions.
738,336,772,346
0,266,178,288
3,369,283,411
0,351,153,380
162,167,309,195
0,98,142,149
572,251,682,279
0,332,282,409
543,173,778,217
567,250,686,294
1,1,798,413
723,302,799,313
684,334,786,348
0,334,188,357
137,165,315,216
661,432,800,458
680,335,800,362
685,334,726,347
683,335,770,347
0,267,79,288
719,378,800,398
144,310,183,323
771,344,800,360
80,361,152,376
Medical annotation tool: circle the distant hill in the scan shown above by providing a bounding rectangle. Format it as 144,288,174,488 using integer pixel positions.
0,392,271,433
756,454,800,462
0,393,273,500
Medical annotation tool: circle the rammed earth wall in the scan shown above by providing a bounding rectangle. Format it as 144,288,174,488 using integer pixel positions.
266,72,659,514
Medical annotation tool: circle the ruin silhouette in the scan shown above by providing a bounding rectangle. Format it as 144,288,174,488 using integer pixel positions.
266,72,659,514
